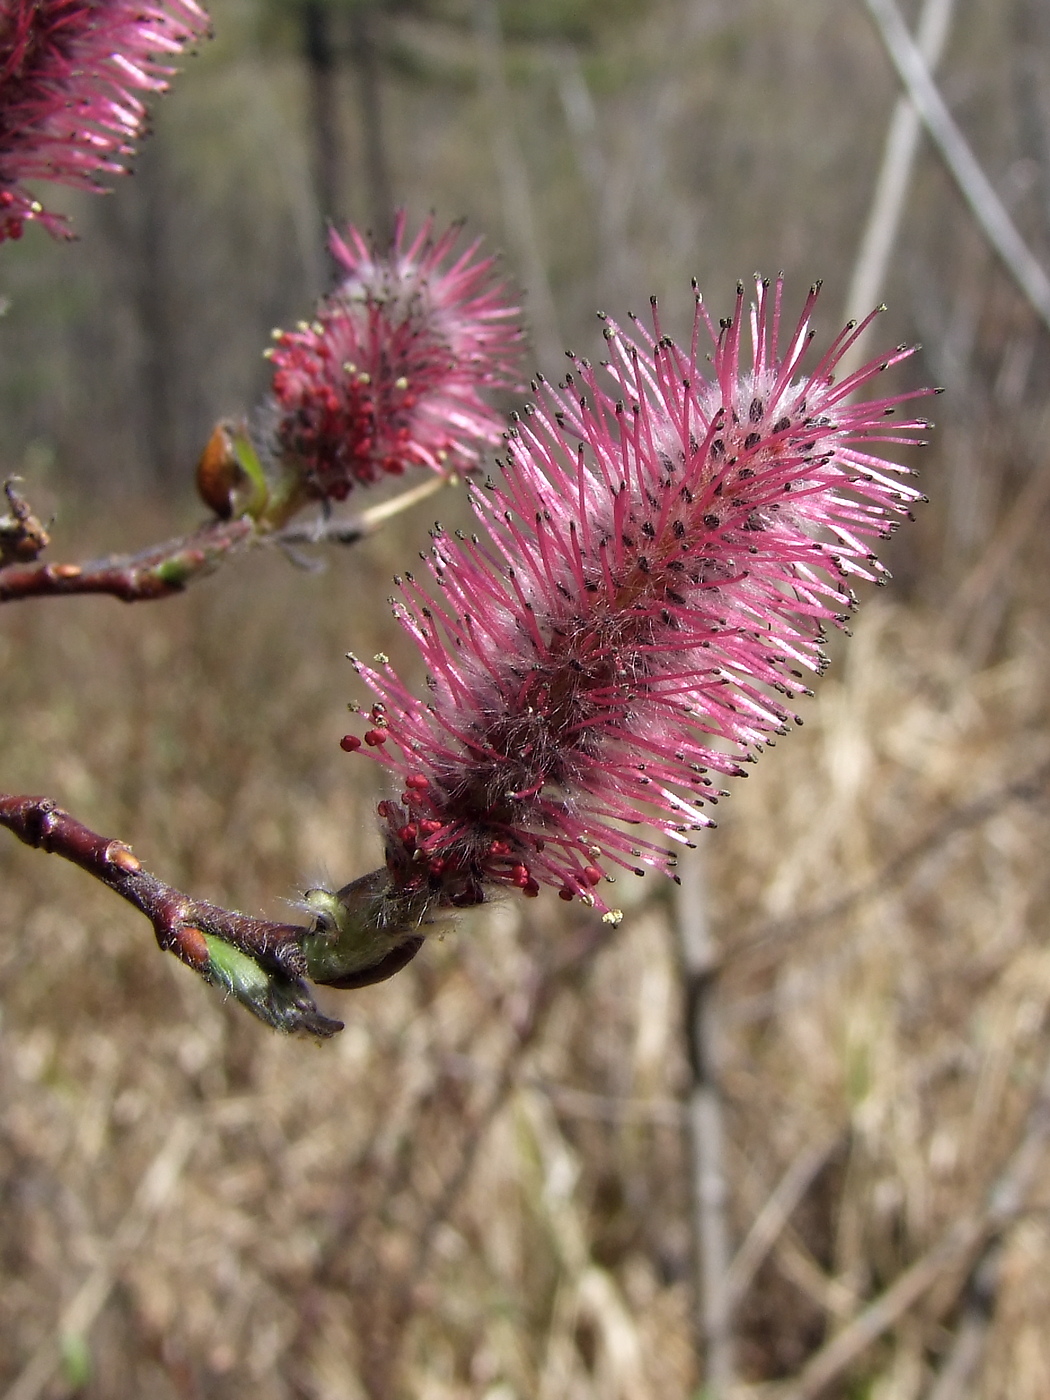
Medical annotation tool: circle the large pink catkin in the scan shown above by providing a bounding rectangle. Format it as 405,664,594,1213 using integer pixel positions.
0,0,209,241
266,212,525,502
345,278,937,918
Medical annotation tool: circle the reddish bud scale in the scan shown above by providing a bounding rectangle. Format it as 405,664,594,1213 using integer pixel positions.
347,278,935,914
0,0,209,240
267,211,524,501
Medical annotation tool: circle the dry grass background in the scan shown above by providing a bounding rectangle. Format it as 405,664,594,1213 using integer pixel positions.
3,0,1050,1395
3,491,1050,1399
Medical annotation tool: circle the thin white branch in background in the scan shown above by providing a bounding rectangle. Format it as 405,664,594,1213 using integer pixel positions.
864,0,1050,336
472,0,563,374
837,0,957,384
676,851,735,1397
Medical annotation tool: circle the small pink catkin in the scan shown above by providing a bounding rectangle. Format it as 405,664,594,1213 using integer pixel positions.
0,0,210,241
266,212,525,502
347,277,937,918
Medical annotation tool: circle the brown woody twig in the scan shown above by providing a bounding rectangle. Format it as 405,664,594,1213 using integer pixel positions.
0,515,256,603
0,793,343,1036
0,470,449,604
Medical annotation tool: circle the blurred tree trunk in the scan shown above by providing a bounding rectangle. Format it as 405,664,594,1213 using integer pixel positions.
348,1,394,244
1012,0,1050,239
302,0,344,229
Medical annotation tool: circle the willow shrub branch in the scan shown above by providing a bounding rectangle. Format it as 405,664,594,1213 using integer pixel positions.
0,794,433,1037
0,470,451,606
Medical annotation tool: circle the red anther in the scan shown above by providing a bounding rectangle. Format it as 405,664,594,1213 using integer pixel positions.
377,801,392,818
583,865,603,886
406,773,430,789
419,819,443,836
489,839,511,856
558,886,576,902
340,734,362,751
510,864,530,887
428,858,446,876
398,824,418,843
522,880,540,898
364,729,388,746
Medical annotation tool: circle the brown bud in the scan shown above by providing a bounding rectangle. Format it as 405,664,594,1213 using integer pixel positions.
105,842,141,873
196,423,241,519
176,926,211,970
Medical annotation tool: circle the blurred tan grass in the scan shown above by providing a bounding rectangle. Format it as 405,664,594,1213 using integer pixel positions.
1,498,1050,1398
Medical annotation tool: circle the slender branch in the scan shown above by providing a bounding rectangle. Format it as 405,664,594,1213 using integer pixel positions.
0,472,450,605
837,0,956,385
272,471,451,546
0,793,343,1036
864,0,1050,335
676,850,735,1396
0,514,255,603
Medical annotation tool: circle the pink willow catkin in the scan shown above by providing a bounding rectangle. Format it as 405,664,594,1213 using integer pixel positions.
266,212,524,501
0,0,209,240
344,278,936,922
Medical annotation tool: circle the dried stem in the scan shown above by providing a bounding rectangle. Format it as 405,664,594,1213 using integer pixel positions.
676,850,735,1396
1,1117,200,1400
411,916,611,1279
865,0,1050,334
286,912,614,1399
778,1039,1050,1400
723,1134,843,1313
726,756,1050,981
924,1241,1004,1400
